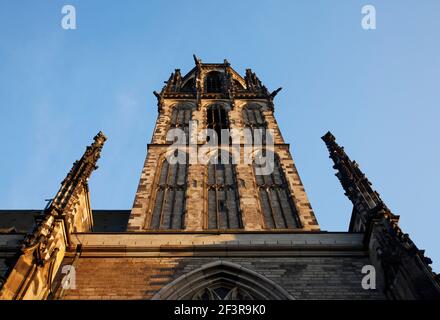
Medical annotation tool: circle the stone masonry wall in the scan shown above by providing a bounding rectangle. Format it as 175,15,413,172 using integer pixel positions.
60,256,385,300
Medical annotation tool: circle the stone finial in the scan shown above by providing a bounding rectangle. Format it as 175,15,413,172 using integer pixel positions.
93,131,107,146
322,132,393,232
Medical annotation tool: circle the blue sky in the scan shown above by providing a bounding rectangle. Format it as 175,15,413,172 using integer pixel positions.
0,1,439,271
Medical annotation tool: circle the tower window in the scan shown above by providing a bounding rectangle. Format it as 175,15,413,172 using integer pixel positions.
169,104,194,144
243,104,266,127
207,104,229,145
254,155,300,229
150,155,189,230
243,104,268,145
205,71,223,93
207,154,242,229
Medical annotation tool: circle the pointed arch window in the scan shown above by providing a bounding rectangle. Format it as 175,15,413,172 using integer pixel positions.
254,154,300,229
150,154,188,230
242,104,268,144
207,104,229,145
193,285,254,300
152,261,294,300
207,154,242,229
205,71,223,93
169,104,194,144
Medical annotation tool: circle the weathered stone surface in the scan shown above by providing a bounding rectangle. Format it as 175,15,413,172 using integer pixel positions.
128,62,319,231
2,58,438,300
60,256,385,300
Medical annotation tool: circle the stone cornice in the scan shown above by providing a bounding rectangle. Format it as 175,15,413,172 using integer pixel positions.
66,232,366,257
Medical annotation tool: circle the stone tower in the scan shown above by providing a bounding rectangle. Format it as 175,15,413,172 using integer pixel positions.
1,57,439,300
128,55,319,233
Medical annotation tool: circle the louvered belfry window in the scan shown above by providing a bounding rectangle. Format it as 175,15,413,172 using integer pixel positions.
254,155,300,229
242,104,267,144
207,104,229,145
207,154,243,229
205,71,223,93
169,104,193,144
150,154,188,230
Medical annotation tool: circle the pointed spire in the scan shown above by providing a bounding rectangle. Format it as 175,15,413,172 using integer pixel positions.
321,131,392,231
245,68,261,91
174,69,182,84
321,132,440,297
52,131,107,212
193,55,202,109
163,69,182,93
23,132,107,251
164,72,175,91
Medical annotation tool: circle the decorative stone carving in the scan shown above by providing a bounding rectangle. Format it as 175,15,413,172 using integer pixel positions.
322,131,440,299
0,132,106,300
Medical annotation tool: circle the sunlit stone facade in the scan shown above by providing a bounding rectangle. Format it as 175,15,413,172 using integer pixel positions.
1,58,439,300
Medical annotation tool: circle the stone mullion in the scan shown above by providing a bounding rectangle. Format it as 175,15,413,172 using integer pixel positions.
264,187,278,228
223,165,230,229
165,187,177,229
178,185,187,229
214,163,220,229
259,187,274,229
176,162,189,229
157,188,167,229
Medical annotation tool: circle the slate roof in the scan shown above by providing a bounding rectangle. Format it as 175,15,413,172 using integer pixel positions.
0,210,130,233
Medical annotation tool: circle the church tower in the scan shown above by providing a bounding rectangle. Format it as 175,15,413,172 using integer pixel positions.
128,56,319,232
2,57,438,301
